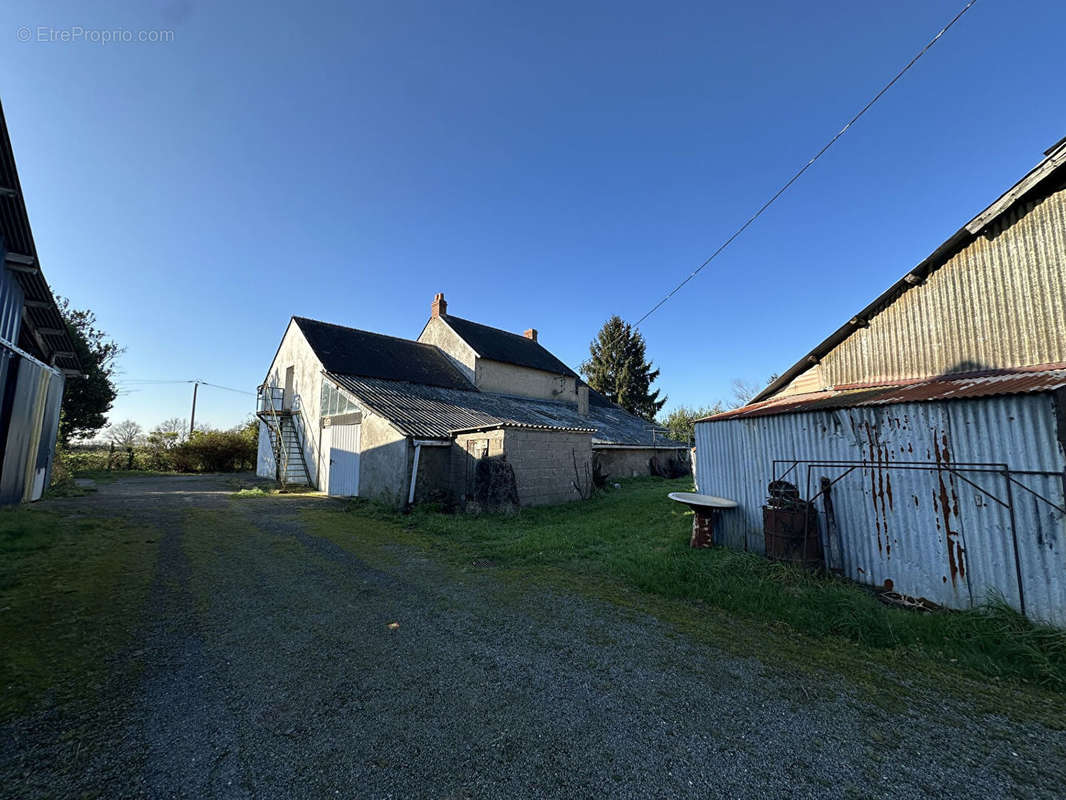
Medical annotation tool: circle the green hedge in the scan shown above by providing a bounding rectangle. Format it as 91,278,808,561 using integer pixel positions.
57,425,257,478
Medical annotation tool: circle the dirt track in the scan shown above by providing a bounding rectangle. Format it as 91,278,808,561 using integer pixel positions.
3,474,1064,799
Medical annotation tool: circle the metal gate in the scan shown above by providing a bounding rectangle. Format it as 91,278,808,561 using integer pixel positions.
325,422,360,496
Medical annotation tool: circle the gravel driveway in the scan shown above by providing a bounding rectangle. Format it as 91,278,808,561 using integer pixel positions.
3,474,1064,799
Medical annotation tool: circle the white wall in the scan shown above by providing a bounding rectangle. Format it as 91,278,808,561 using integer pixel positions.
262,320,325,487
256,422,276,479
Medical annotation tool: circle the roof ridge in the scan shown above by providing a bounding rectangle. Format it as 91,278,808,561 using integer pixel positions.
441,313,542,344
293,316,441,351
325,372,479,394
828,361,1066,392
752,145,1066,405
439,313,578,377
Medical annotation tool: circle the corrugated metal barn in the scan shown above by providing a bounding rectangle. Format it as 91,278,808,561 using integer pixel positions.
0,99,81,504
695,137,1066,625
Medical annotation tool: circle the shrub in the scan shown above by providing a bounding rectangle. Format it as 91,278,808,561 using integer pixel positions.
171,427,257,473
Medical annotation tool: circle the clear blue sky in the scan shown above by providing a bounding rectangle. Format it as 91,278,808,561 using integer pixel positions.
2,0,1063,432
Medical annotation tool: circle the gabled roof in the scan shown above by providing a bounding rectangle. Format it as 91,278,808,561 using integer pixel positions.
293,317,474,390
702,363,1066,422
0,100,80,373
327,372,683,446
439,314,578,377
752,136,1066,405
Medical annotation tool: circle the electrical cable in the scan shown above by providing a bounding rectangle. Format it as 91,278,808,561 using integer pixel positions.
589,0,979,360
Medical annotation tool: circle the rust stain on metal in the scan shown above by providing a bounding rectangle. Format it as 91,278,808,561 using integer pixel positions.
932,431,965,587
858,420,894,558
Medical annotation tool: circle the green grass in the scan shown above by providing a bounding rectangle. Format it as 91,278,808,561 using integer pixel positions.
303,477,1066,691
0,509,158,718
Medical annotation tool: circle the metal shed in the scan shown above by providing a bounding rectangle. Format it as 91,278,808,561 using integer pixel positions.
0,99,82,503
693,138,1066,625
695,368,1066,625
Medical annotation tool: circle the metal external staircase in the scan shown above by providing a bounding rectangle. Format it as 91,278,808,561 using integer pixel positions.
256,386,311,488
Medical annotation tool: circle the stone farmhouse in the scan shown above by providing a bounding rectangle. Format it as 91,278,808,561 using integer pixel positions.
256,294,686,506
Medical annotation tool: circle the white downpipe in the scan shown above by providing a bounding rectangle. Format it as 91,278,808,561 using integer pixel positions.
408,442,422,505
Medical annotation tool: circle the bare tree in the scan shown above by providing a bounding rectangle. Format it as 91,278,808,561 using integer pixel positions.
106,419,143,447
147,417,188,450
731,373,781,408
153,417,189,445
730,379,762,408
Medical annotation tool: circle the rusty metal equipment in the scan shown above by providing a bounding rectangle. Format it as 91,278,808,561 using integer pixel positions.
772,459,1066,619
762,481,824,568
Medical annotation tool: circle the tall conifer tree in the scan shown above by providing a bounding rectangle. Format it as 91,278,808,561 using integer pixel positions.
581,316,665,421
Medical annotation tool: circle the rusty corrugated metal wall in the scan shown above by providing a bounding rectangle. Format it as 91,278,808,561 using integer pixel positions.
775,187,1066,398
694,393,1066,625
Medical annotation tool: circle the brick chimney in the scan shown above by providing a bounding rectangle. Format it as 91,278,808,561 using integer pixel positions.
523,328,538,342
431,292,447,318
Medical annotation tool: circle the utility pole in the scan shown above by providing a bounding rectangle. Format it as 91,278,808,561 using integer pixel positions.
189,381,199,438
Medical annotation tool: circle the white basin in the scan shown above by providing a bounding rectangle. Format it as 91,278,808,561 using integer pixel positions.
668,492,738,510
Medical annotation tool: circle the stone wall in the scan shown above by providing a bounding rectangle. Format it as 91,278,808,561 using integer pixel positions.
594,447,690,480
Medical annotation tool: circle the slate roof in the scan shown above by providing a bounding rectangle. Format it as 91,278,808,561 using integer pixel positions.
327,373,683,447
440,314,578,377
293,317,473,390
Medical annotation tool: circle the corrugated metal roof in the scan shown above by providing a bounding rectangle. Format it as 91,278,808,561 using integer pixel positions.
753,139,1066,405
327,373,683,446
702,364,1066,422
0,100,79,373
451,422,598,435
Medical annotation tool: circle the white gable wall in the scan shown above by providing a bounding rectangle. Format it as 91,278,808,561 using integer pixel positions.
417,316,477,384
260,320,326,487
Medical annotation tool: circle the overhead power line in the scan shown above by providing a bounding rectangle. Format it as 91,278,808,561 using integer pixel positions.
198,381,256,396
115,378,255,396
604,0,979,351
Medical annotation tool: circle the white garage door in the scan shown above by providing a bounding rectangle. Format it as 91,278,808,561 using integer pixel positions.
326,422,360,496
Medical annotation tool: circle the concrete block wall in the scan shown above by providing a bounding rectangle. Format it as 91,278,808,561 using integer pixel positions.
502,428,593,506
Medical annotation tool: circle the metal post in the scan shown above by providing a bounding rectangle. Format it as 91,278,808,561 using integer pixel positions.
1002,466,1027,618
189,381,199,438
